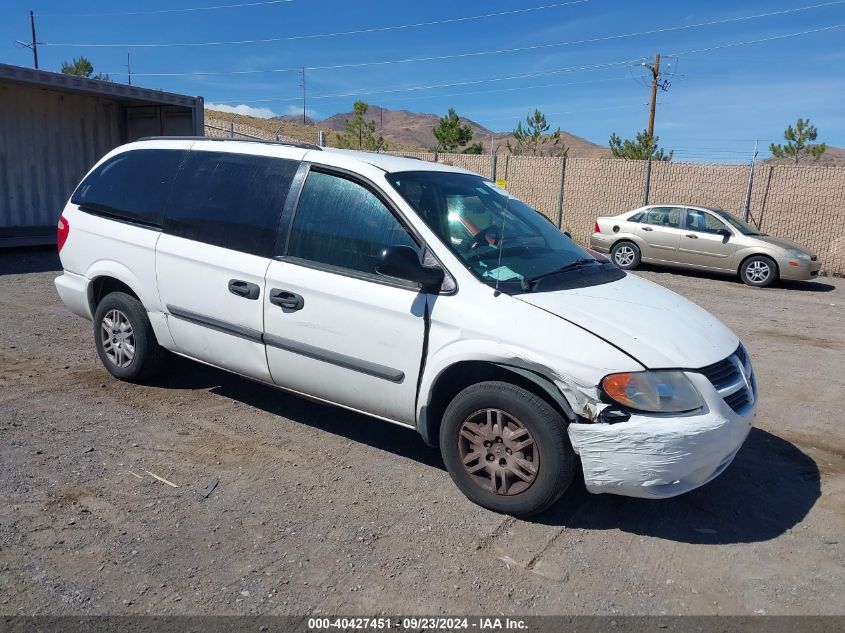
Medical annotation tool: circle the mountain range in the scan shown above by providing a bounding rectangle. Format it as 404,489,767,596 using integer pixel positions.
274,105,611,157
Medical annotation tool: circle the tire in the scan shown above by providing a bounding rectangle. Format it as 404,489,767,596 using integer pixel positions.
93,291,165,383
739,255,777,287
439,381,576,517
610,241,641,270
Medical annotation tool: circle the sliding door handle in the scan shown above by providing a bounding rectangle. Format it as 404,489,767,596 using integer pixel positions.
228,279,260,300
641,227,653,231
685,234,699,239
269,289,305,311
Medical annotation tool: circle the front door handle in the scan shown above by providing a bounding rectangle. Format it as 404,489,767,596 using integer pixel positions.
228,279,260,300
685,234,699,239
269,288,305,311
641,226,653,231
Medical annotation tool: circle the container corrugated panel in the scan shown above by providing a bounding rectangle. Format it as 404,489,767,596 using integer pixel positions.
0,83,122,242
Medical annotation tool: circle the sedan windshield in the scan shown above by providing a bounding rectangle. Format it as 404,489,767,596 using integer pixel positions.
712,208,764,236
387,171,623,293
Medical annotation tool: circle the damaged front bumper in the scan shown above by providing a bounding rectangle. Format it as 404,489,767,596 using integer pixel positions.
565,372,755,499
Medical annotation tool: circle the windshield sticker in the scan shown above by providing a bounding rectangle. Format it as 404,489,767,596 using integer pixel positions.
483,265,523,282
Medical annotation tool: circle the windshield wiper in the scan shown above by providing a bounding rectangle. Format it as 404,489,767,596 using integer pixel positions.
520,258,596,292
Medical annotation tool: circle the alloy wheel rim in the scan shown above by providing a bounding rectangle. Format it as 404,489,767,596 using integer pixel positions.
100,309,135,368
615,246,635,267
458,408,539,496
746,260,771,283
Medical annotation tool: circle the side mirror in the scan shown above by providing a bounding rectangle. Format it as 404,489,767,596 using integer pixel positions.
717,228,732,239
563,231,573,239
377,245,445,291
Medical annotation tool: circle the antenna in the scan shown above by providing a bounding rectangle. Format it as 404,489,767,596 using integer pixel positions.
493,186,509,296
300,67,306,125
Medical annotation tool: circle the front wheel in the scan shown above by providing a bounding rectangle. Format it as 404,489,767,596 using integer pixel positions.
439,381,576,517
610,241,641,270
740,255,777,287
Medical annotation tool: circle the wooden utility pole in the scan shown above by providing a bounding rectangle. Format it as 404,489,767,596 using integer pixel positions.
127,52,132,85
645,53,661,138
29,10,39,69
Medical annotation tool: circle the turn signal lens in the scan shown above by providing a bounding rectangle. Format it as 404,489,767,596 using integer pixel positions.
57,215,70,252
601,370,702,413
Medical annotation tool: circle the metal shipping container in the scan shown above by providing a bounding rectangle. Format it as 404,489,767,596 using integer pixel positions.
0,63,204,246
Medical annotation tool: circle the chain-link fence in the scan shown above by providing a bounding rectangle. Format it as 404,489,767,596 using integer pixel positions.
204,119,845,276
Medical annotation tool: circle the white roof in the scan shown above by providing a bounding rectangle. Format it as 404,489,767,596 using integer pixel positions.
318,148,478,175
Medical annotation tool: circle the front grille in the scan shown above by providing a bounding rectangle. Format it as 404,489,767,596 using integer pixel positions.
696,344,755,414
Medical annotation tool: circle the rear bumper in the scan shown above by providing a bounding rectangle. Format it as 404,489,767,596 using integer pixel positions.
567,372,755,499
589,233,612,253
54,271,92,320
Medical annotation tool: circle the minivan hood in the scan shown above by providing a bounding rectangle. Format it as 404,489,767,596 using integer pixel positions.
755,234,813,255
516,274,738,369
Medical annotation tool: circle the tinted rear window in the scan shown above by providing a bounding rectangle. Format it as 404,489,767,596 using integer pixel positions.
71,149,187,228
165,150,299,257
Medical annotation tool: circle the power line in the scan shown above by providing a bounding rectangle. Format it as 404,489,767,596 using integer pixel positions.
36,0,295,18
111,20,844,108
64,0,845,73
43,0,590,46
210,76,631,105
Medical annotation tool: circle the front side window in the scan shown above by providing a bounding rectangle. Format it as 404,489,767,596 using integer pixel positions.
685,209,728,234
165,150,299,257
286,170,418,276
711,208,763,235
71,149,187,228
387,171,623,293
643,207,681,228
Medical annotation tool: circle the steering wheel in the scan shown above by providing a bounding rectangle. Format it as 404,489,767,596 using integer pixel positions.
468,225,503,250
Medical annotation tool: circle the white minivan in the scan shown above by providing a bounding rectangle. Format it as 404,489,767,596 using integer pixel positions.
55,138,757,516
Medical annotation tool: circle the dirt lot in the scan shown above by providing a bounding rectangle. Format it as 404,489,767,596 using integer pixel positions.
1,248,843,616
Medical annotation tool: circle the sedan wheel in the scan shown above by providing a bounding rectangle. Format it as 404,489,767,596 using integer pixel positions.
610,241,641,269
740,256,777,287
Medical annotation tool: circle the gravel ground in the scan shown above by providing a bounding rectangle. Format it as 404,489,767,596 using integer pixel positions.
1,248,843,616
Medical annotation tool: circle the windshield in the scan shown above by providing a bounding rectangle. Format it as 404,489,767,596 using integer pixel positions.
387,171,623,293
712,208,763,235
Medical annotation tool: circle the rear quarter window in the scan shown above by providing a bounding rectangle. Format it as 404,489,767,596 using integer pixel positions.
71,149,187,228
164,150,299,257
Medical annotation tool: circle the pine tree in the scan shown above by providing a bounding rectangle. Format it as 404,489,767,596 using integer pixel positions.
432,108,473,152
336,101,385,151
609,130,672,161
507,110,568,156
769,118,826,163
60,56,110,81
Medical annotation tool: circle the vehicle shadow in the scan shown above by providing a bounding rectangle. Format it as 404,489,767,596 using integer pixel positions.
155,357,819,545
0,246,61,275
154,355,446,471
636,263,837,292
534,427,821,544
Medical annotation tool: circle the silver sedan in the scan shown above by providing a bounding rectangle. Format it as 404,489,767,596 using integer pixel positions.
590,205,820,287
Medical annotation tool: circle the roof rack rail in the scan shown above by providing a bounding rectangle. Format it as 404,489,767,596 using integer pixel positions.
137,135,323,151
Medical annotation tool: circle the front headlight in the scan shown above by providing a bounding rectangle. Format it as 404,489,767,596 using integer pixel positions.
785,247,811,260
601,370,703,413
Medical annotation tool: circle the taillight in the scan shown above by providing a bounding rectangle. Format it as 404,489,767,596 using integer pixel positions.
594,221,601,233
57,215,69,252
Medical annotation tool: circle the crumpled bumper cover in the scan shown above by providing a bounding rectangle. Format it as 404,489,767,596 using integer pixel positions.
568,406,754,499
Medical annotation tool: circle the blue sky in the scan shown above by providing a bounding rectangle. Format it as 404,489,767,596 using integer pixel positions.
2,0,843,160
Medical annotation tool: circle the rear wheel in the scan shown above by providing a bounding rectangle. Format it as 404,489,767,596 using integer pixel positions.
610,241,641,270
440,381,576,517
93,292,164,382
740,255,777,287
